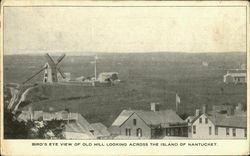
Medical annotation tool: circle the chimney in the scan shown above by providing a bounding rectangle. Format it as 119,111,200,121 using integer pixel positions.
195,109,200,117
202,104,207,114
212,105,221,113
227,106,234,116
150,102,160,112
236,103,242,112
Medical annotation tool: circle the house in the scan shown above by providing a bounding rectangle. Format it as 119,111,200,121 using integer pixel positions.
57,72,71,82
17,110,96,139
97,72,120,84
187,113,216,138
109,103,188,139
186,104,247,139
223,70,246,84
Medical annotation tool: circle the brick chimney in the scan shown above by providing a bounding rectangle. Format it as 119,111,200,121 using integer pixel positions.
150,102,160,112
202,104,207,114
195,109,200,117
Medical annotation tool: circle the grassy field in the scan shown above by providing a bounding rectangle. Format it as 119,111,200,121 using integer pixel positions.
4,52,247,126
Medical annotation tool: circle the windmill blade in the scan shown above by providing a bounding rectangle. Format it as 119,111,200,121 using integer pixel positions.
45,53,56,67
56,53,66,65
57,67,66,79
23,66,47,84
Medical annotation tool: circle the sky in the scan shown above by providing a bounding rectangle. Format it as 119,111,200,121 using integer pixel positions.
3,6,247,55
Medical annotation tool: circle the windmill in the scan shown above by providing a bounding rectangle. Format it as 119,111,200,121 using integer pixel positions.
23,53,66,84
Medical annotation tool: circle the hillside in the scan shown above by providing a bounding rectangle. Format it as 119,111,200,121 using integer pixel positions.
4,52,247,126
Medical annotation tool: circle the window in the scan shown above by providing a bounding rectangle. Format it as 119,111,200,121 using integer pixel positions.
199,118,202,123
215,127,218,135
205,118,208,124
136,128,142,137
226,128,230,136
209,127,212,135
174,128,179,136
244,128,247,137
125,128,128,136
232,128,236,137
193,125,196,134
170,128,174,136
166,128,171,136
125,128,131,136
133,119,136,126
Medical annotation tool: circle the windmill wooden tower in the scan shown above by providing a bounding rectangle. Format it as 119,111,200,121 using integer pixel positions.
23,53,66,84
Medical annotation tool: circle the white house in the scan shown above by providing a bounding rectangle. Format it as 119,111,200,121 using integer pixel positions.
223,70,246,84
97,72,120,83
188,113,216,138
187,104,247,139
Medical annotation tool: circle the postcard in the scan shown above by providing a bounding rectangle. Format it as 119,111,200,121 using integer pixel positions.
1,0,249,155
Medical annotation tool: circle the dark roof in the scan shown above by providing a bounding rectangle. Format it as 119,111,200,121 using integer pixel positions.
211,114,247,128
112,109,185,127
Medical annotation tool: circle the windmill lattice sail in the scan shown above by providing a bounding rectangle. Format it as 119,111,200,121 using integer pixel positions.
23,53,66,84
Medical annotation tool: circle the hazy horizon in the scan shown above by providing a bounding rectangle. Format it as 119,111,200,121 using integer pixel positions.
3,51,246,56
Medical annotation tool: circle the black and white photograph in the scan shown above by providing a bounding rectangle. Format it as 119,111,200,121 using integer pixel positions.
1,0,248,144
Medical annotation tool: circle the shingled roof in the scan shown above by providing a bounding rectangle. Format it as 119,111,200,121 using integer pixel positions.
91,122,110,137
111,109,185,127
190,112,247,128
64,122,95,139
211,114,247,128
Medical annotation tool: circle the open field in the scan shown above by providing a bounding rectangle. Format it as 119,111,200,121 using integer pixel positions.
3,52,247,126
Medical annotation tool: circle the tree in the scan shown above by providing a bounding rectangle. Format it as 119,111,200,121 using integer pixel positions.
4,109,29,139
4,108,66,139
37,120,66,139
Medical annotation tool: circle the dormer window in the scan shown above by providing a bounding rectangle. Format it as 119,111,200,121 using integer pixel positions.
199,118,202,123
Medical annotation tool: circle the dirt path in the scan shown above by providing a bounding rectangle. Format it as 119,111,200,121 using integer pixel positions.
12,86,37,113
